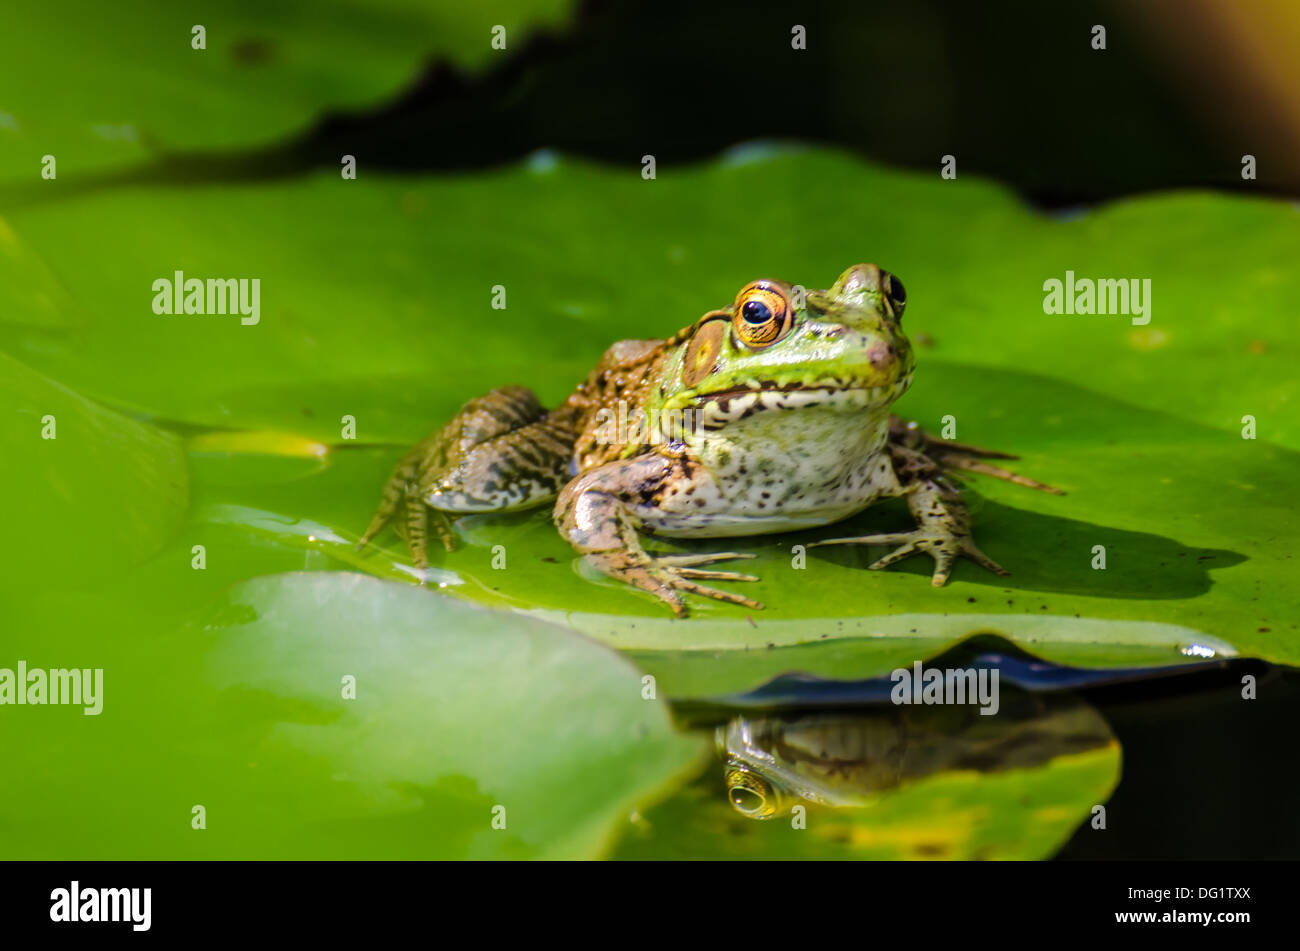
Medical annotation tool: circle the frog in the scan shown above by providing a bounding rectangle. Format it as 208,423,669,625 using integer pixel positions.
359,264,1060,616
717,695,1111,819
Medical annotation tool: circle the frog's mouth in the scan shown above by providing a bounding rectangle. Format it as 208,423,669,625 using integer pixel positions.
690,377,908,428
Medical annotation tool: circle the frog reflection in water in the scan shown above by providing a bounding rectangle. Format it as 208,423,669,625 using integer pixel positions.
717,695,1113,818
360,264,1060,616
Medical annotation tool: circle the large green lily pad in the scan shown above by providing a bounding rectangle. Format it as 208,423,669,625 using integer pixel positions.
0,148,1295,693
0,0,572,185
0,570,704,859
1,149,1294,446
0,351,188,590
181,353,1292,696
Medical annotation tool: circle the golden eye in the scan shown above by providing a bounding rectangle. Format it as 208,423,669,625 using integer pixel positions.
725,767,779,819
733,282,791,348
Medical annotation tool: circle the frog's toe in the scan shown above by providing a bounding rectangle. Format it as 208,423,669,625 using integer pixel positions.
586,550,763,615
656,552,756,568
927,546,958,586
908,535,1009,585
817,528,1008,585
867,542,928,572
657,552,763,609
668,567,760,583
668,577,764,611
430,510,458,553
960,540,1009,578
654,560,764,613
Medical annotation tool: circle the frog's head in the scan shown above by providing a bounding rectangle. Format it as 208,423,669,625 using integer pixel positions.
716,718,849,819
658,264,914,425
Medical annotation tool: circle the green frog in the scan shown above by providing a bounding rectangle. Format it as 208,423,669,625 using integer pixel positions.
359,264,1059,616
717,695,1113,818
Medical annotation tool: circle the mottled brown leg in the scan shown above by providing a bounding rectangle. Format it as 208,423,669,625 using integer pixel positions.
403,495,430,570
554,454,762,617
360,386,572,568
579,504,759,615
357,445,423,551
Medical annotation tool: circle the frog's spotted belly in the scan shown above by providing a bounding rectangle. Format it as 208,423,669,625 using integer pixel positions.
636,499,873,537
633,407,897,538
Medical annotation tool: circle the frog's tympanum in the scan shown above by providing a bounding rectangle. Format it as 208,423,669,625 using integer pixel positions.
360,264,1060,615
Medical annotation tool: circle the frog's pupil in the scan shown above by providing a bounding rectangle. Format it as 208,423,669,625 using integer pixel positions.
742,300,772,324
889,278,906,304
731,787,764,812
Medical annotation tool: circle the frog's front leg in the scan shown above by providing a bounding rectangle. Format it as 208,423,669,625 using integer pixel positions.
553,452,762,617
359,385,576,570
810,452,1007,586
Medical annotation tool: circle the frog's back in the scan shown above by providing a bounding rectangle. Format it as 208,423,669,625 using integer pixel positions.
556,337,677,474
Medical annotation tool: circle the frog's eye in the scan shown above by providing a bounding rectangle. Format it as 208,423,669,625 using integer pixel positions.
725,767,779,819
733,282,793,348
883,272,906,318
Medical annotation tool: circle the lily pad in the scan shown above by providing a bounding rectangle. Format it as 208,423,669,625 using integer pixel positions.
181,357,1294,696
0,0,573,185
0,351,188,590
0,150,1294,447
0,570,704,859
0,147,1295,692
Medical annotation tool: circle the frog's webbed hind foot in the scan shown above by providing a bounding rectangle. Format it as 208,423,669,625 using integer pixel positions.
811,480,1007,586
357,440,462,564
820,419,1061,586
396,496,460,572
555,452,764,616
812,527,1007,587
357,443,431,552
587,549,763,618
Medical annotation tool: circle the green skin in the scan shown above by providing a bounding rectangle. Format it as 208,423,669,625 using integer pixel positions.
360,264,1059,617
